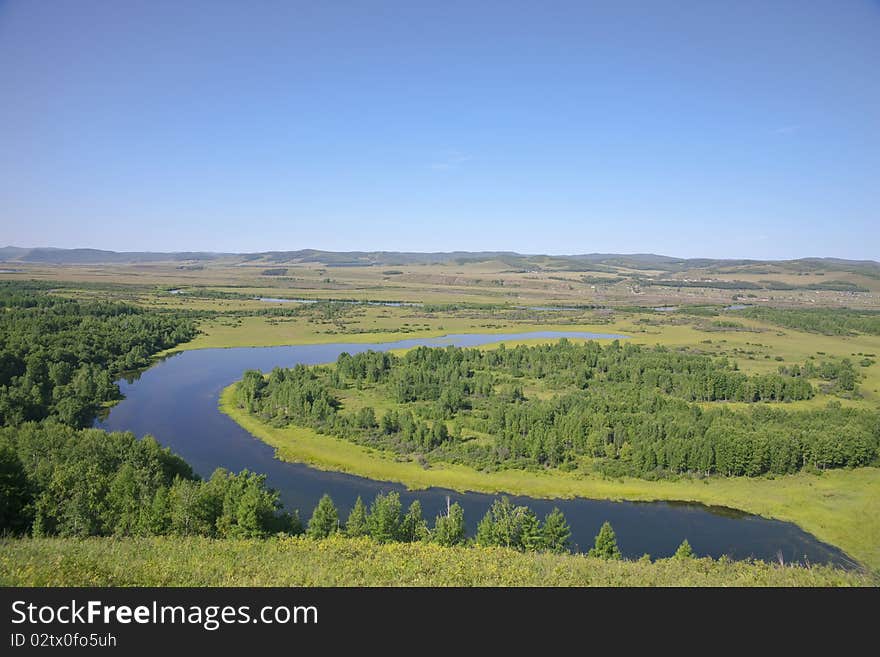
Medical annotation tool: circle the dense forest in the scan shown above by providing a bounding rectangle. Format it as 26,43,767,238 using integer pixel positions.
0,283,197,427
0,422,296,538
740,307,880,336
234,340,879,478
0,422,583,555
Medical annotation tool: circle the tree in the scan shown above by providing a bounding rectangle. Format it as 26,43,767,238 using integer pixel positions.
307,494,339,539
475,497,541,551
541,508,571,553
588,521,621,560
400,500,428,542
674,539,695,559
169,478,215,537
433,501,466,547
106,463,140,535
143,486,170,535
217,471,280,538
367,491,402,543
475,510,496,547
0,440,32,533
520,510,543,551
344,496,369,537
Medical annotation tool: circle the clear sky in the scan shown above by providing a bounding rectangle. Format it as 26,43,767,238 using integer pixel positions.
1,1,878,259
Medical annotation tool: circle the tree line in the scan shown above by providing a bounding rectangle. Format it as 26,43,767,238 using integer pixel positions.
306,492,571,553
0,421,591,556
740,307,880,336
0,422,298,538
0,283,197,427
234,340,878,478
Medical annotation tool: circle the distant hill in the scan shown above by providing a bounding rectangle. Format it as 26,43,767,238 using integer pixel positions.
2,246,878,276
0,247,229,264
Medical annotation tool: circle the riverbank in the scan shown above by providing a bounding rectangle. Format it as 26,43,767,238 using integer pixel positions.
176,311,880,407
220,385,880,571
160,317,633,352
1,536,871,586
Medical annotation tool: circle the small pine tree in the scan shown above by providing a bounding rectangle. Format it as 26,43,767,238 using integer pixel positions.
674,539,695,559
588,521,621,560
345,496,369,538
367,491,402,543
307,494,339,539
541,508,571,553
520,510,543,552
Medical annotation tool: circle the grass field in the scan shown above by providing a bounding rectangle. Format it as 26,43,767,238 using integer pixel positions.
5,256,879,309
1,535,871,586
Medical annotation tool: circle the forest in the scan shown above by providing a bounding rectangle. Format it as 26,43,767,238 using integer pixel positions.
0,421,584,556
0,282,197,427
233,340,879,478
0,422,295,538
740,306,880,336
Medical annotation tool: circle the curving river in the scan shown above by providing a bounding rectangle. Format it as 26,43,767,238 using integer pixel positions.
98,331,852,566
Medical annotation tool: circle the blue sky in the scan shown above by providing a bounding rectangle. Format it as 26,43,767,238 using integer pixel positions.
1,0,878,259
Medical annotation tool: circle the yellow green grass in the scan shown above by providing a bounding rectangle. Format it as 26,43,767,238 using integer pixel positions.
220,385,880,571
0,536,871,586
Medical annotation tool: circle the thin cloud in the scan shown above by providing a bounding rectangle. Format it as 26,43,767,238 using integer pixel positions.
773,124,801,135
429,151,472,170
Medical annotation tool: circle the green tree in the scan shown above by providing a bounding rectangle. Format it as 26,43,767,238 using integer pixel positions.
307,494,339,539
520,510,543,551
433,501,466,547
214,470,280,539
143,487,170,535
0,440,32,533
588,521,621,560
475,497,542,551
400,500,428,542
169,478,216,537
674,539,695,558
345,496,369,537
106,463,140,536
541,508,571,553
367,491,402,543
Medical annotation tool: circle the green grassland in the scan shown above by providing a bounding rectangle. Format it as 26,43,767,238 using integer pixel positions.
1,536,871,586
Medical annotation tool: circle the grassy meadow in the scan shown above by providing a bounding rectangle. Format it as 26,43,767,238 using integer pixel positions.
1,536,872,587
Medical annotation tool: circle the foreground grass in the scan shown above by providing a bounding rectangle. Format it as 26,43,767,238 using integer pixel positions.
0,536,871,587
220,386,880,571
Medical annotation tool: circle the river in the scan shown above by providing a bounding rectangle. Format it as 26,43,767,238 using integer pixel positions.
98,331,851,565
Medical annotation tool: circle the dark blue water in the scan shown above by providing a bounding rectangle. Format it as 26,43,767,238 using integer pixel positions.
99,331,853,566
